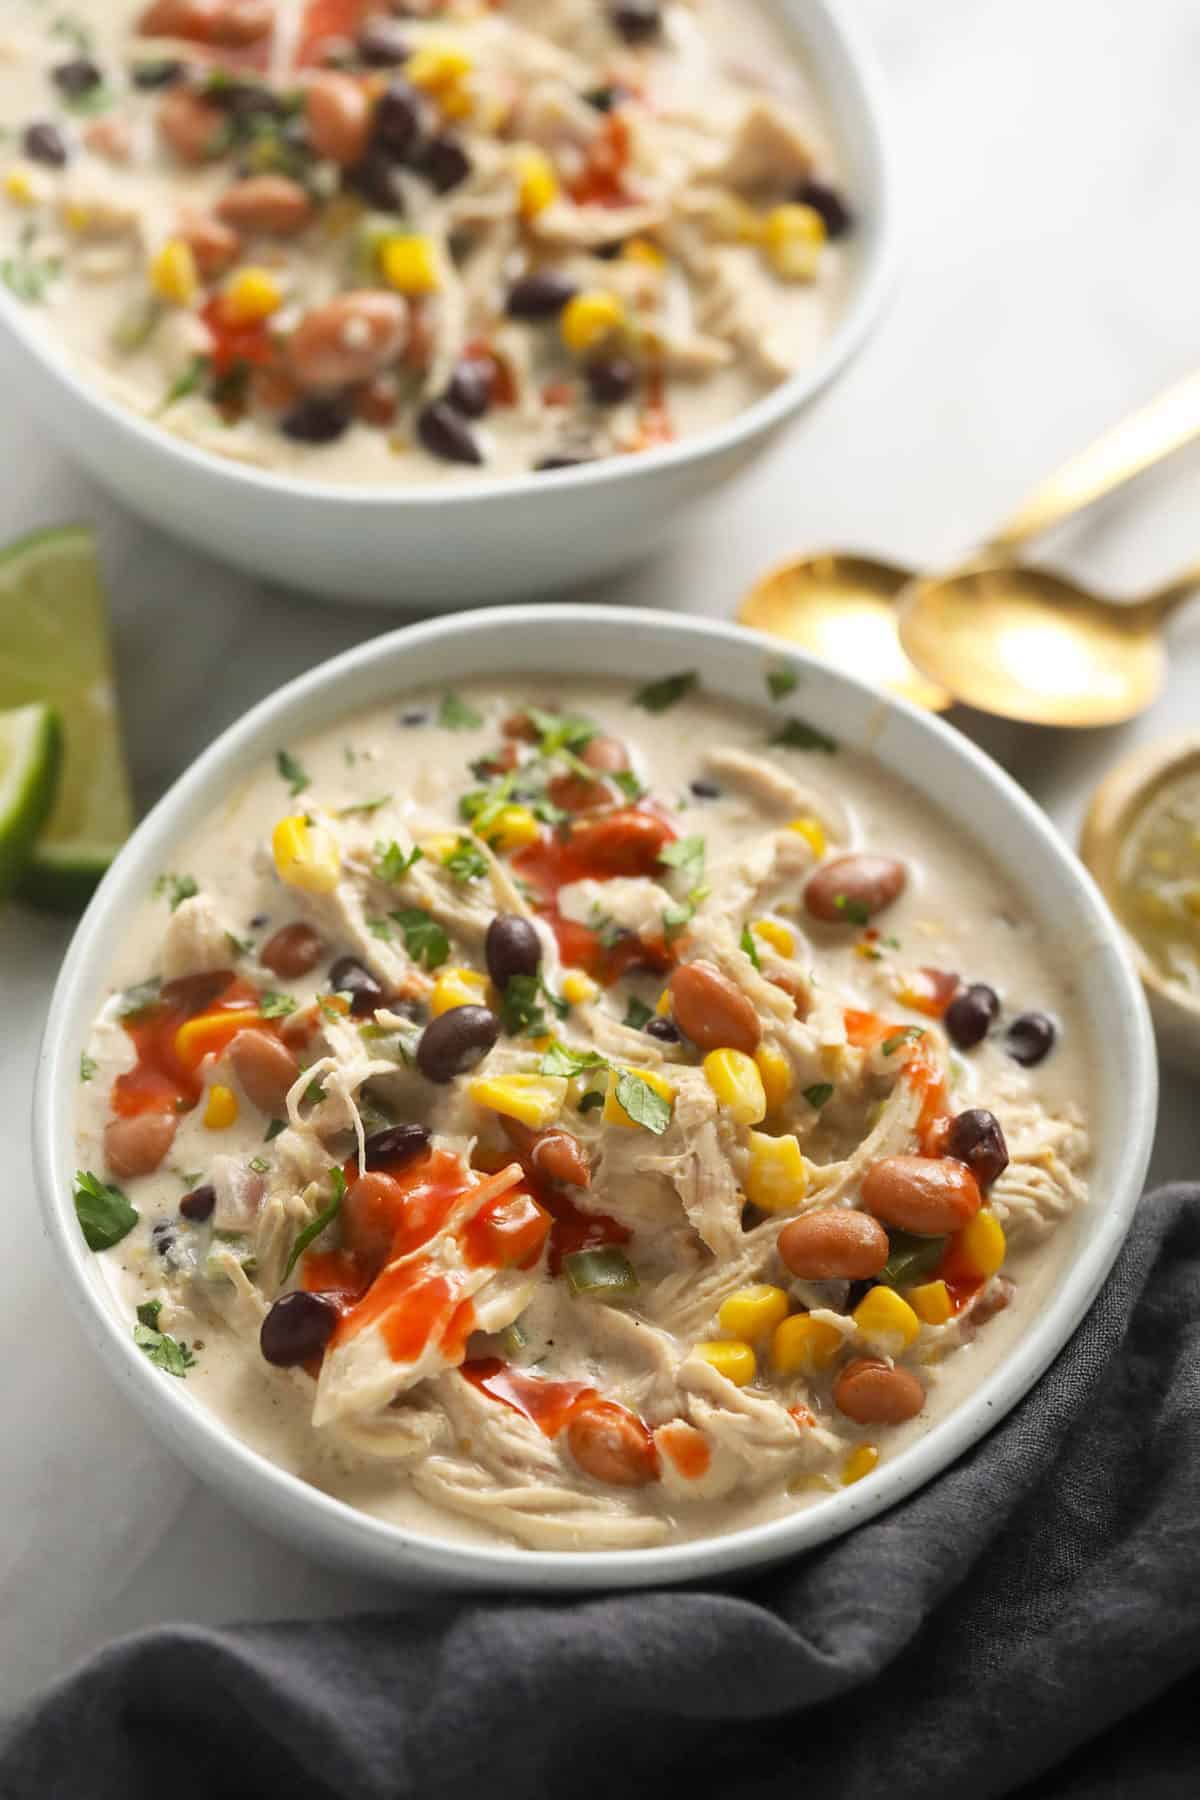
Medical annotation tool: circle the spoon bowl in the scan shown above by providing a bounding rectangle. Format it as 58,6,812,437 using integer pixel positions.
737,552,953,711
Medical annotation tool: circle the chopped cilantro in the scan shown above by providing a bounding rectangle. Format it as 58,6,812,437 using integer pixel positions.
153,872,199,911
390,906,450,970
248,1155,270,1175
134,1303,197,1377
614,1070,673,1134
366,917,394,940
157,354,209,414
833,893,871,927
79,1052,97,1083
74,1170,138,1252
881,1026,926,1056
442,836,488,884
540,1041,610,1079
337,794,391,818
276,749,310,796
612,768,646,803
740,924,762,970
374,840,423,884
623,998,653,1031
226,931,253,959
439,691,483,730
304,1077,327,1105
657,834,706,886
802,1082,834,1109
633,671,697,713
259,991,297,1020
283,1167,346,1279
264,1117,287,1142
769,718,837,753
526,708,596,755
766,666,799,701
1,246,63,304
501,973,567,1037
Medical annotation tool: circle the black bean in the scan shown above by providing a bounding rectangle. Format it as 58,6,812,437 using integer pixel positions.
249,913,269,929
689,778,721,800
328,955,385,1016
414,133,471,194
363,1123,430,1171
400,709,428,726
371,78,425,159
260,1291,339,1367
944,983,999,1051
356,19,412,64
180,1183,216,1222
535,454,595,472
644,1015,680,1043
611,1,662,44
344,151,406,212
586,355,638,407
946,1108,1009,1188
583,85,622,113
23,121,68,167
417,399,483,465
152,1220,177,1258
417,1005,500,1083
1006,1011,1057,1067
132,58,187,90
506,272,578,320
444,356,492,420
792,178,853,240
281,395,352,444
486,915,542,987
52,58,103,99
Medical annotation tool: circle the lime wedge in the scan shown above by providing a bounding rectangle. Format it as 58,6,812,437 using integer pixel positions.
0,703,63,899
0,526,133,910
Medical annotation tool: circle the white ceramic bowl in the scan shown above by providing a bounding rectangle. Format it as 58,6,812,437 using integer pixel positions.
0,1,895,608
34,607,1156,1592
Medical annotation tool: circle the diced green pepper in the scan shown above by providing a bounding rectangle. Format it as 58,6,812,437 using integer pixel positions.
878,1229,947,1289
563,1247,638,1299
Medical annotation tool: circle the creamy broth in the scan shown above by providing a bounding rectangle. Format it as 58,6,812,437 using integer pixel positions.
74,677,1091,1552
0,0,851,485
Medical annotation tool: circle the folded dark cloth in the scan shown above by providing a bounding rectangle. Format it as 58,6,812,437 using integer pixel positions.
5,1185,1199,1800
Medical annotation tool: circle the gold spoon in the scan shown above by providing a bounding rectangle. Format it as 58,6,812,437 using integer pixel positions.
740,368,1200,717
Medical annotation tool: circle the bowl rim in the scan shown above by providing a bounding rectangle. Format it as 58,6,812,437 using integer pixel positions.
0,0,897,511
33,604,1157,1591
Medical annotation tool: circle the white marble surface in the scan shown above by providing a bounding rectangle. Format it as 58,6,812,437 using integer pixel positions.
4,0,1200,1718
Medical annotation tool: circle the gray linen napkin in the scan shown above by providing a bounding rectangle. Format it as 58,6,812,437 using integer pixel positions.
3,1184,1198,1800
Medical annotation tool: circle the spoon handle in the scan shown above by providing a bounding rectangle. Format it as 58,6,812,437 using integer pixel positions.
983,368,1200,554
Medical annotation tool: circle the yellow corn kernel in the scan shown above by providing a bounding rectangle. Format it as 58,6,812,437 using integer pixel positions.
379,234,441,295
603,1066,675,1129
221,265,283,324
770,1312,843,1376
842,1444,879,1486
514,147,559,218
787,815,826,857
907,1278,953,1326
853,1284,920,1350
621,235,665,267
4,167,35,206
695,1340,756,1386
703,1048,767,1126
203,1083,238,1130
560,289,625,356
469,1073,567,1130
719,1283,790,1341
1184,887,1200,920
480,804,540,855
272,815,342,896
957,1208,1006,1280
708,192,766,243
763,202,825,280
655,989,672,1016
406,42,473,89
149,238,198,306
430,967,490,1017
744,1130,807,1213
754,1044,793,1112
561,970,599,1006
752,917,795,957
424,833,460,862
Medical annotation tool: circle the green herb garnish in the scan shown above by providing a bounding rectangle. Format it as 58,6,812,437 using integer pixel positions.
740,924,761,970
879,1230,946,1289
157,354,209,414
439,691,483,731
1,245,63,304
833,894,871,927
260,991,297,1020
623,997,653,1031
74,1170,138,1251
283,1168,346,1280
153,872,198,911
442,836,488,884
79,1052,97,1083
612,769,646,803
134,1302,197,1377
276,749,310,796
526,708,596,755
802,1082,834,1109
337,794,391,818
265,1117,287,1142
501,974,566,1037
374,840,422,884
540,1040,610,1078
769,718,837,753
248,1155,270,1175
563,1246,638,1299
633,671,697,713
657,834,705,886
390,906,450,970
881,1026,926,1056
614,1070,673,1134
766,666,799,701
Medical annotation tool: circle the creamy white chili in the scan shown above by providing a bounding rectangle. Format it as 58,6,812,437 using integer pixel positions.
73,674,1091,1551
0,0,851,483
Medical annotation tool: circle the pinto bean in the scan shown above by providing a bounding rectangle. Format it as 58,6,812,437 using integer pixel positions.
546,770,616,814
833,1357,925,1425
85,117,133,163
805,854,907,925
500,1116,591,1188
668,961,761,1055
303,71,370,167
342,1170,403,1275
861,1154,982,1236
287,291,407,390
139,0,274,48
228,1028,301,1115
582,734,629,773
566,1401,658,1487
260,921,326,979
104,1112,178,1180
777,1209,889,1281
156,89,227,163
216,175,315,236
176,207,240,278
